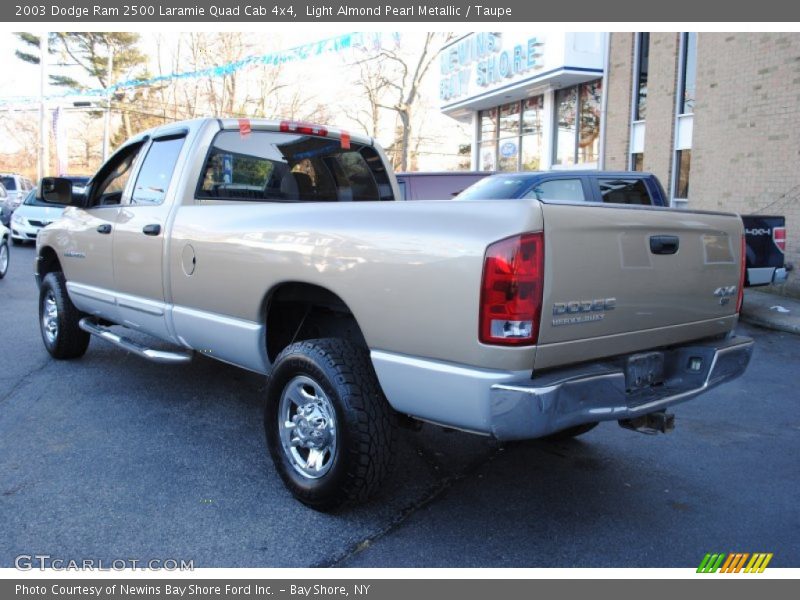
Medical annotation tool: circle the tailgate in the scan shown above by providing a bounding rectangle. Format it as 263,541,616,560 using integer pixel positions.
535,203,743,370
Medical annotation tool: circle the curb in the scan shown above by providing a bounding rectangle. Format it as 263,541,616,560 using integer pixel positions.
739,312,800,336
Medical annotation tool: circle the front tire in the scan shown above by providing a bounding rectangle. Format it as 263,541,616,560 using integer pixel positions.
0,239,8,279
265,338,395,511
39,272,90,359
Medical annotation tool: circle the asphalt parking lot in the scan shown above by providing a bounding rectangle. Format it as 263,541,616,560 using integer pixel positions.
1,243,798,568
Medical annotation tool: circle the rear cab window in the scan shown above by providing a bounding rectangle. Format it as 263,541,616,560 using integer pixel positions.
595,177,653,205
197,130,394,202
1,177,16,191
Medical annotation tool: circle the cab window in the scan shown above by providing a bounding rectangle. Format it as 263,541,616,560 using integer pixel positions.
524,178,586,202
130,136,185,206
597,178,652,205
197,130,393,202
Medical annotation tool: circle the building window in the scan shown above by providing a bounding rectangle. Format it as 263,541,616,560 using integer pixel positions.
478,96,544,171
631,153,644,171
554,79,602,167
578,80,602,164
675,149,691,199
634,32,650,121
679,32,697,115
521,96,543,170
497,102,521,172
554,87,577,166
479,108,498,171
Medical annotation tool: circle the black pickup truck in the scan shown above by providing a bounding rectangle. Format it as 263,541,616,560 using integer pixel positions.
741,215,790,287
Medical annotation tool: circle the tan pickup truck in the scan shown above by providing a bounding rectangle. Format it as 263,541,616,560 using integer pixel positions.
35,118,753,510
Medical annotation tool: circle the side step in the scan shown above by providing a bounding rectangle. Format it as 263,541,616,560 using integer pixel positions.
79,318,192,364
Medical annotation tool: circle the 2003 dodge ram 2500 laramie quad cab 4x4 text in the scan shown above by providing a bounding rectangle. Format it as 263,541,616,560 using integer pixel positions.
35,118,754,510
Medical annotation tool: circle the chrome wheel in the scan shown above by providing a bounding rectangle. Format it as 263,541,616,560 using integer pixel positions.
0,243,7,275
278,375,338,479
42,289,59,344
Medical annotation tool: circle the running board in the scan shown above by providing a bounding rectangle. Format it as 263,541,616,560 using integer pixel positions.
79,318,192,364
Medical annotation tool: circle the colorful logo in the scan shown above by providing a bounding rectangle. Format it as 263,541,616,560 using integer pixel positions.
697,553,773,573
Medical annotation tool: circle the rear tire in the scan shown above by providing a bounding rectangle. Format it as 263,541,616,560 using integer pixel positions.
264,338,395,511
39,272,90,359
542,422,599,441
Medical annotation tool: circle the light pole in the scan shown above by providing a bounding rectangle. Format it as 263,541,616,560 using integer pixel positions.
101,41,114,162
38,33,49,182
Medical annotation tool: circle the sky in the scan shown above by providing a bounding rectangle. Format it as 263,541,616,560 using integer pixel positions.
0,31,470,171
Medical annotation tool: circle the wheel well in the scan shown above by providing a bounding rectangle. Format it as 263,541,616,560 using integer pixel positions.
265,283,367,362
36,247,62,284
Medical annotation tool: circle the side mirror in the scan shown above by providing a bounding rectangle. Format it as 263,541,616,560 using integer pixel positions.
40,177,75,205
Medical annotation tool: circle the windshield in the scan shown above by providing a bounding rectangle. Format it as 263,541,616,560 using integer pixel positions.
1,177,16,191
454,175,534,200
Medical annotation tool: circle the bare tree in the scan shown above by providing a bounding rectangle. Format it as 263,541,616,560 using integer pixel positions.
354,33,451,171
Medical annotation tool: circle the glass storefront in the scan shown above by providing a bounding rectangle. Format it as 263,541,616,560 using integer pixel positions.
477,79,601,172
555,79,602,166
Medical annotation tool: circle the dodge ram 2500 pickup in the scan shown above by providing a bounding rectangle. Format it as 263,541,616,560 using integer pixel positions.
35,118,754,510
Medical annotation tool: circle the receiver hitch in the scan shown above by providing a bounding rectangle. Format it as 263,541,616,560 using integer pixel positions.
619,411,675,435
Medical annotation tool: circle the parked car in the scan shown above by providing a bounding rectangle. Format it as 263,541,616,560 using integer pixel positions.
395,171,491,200
35,119,752,510
10,188,67,245
0,173,35,212
0,222,9,279
0,182,10,227
457,171,789,288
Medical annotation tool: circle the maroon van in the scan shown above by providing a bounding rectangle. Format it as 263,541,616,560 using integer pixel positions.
395,171,492,201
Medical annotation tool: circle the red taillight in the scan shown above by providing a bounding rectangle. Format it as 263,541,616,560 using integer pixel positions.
479,232,544,346
737,234,746,313
279,120,328,137
773,226,786,253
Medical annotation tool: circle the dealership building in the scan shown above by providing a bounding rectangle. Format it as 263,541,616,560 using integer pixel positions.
440,32,800,295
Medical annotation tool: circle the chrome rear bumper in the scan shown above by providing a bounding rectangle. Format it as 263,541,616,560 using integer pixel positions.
490,336,754,440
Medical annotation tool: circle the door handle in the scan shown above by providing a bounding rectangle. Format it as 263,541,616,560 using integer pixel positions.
96,224,112,234
142,224,161,236
650,235,679,255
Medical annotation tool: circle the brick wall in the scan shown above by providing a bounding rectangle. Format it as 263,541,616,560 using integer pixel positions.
604,33,634,169
642,33,680,192
691,33,800,296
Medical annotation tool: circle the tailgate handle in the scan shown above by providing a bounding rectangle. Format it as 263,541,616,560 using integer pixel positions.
650,235,679,255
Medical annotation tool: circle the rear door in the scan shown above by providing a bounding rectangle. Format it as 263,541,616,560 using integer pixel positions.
112,133,186,339
535,201,744,369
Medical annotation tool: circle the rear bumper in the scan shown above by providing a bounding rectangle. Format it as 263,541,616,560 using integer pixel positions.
747,266,788,286
489,336,754,440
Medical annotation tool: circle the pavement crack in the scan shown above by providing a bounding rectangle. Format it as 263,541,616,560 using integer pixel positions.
0,359,52,406
312,442,506,568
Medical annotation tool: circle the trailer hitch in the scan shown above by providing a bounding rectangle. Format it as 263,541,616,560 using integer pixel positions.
619,411,675,435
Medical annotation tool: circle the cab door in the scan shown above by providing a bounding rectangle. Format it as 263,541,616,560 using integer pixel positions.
112,134,187,340
61,141,146,323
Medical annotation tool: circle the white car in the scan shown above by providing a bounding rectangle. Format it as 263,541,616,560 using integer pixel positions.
10,189,66,245
0,222,9,279
0,173,35,212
